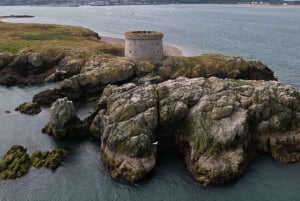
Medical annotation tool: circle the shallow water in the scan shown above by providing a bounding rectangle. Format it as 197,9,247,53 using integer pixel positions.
0,5,300,201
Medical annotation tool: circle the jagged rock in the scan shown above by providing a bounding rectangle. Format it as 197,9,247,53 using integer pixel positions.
159,54,275,81
0,50,65,86
34,57,136,106
33,54,275,106
15,101,41,115
45,57,86,82
33,89,62,106
94,77,300,185
31,149,68,170
269,131,300,163
0,145,31,179
42,97,89,139
0,53,14,69
89,109,106,139
99,83,158,182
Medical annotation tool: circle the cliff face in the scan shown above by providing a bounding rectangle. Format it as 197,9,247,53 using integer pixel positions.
94,77,300,185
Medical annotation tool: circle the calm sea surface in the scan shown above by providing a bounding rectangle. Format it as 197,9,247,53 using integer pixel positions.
0,5,300,201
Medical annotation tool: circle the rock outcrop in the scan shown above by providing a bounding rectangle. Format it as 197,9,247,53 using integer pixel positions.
32,54,276,106
92,77,300,185
0,51,65,86
15,102,41,115
31,149,68,169
0,145,31,179
42,97,89,139
99,83,158,182
0,145,69,179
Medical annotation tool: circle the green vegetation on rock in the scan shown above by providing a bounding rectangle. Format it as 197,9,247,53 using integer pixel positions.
31,149,68,169
0,22,122,55
0,145,69,180
0,145,31,179
15,102,41,115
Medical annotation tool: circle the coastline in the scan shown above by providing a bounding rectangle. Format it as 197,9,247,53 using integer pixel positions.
101,35,184,57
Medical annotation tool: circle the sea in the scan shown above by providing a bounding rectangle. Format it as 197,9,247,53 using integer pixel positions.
0,4,300,201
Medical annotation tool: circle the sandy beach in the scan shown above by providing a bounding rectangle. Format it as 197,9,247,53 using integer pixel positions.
101,36,184,57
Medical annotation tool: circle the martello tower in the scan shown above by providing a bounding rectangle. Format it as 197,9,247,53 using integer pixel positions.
124,31,164,61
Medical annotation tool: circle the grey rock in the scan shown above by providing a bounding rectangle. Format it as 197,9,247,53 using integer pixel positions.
94,77,300,185
43,97,89,139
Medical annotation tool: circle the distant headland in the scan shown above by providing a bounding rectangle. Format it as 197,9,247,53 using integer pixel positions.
0,0,299,6
0,15,34,19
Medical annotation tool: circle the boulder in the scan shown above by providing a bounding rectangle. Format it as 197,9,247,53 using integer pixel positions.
15,101,41,115
42,97,89,139
0,146,69,179
31,149,68,169
0,145,31,179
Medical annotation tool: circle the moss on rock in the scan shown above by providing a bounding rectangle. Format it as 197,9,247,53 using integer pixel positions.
15,101,41,115
31,149,68,169
0,145,31,179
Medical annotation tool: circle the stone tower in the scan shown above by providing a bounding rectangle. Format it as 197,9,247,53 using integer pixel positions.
124,31,164,61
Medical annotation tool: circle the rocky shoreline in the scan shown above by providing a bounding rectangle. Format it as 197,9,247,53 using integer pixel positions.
1,22,300,186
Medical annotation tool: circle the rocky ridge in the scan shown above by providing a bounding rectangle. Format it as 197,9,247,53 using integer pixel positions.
92,77,300,185
43,75,300,185
32,54,275,106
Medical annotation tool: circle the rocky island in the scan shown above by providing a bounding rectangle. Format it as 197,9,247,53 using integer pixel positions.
0,21,300,186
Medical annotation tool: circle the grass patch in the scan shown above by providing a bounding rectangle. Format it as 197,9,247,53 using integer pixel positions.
22,32,72,41
0,22,123,55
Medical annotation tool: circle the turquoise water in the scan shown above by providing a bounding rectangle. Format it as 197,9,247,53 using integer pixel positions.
0,5,300,201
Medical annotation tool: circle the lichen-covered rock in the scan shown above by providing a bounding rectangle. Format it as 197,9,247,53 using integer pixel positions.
15,101,41,115
159,54,275,81
33,57,136,106
95,77,300,185
45,57,85,82
98,83,158,182
33,54,275,106
0,145,31,179
89,109,106,139
269,131,300,163
49,97,76,130
42,97,89,138
31,149,68,169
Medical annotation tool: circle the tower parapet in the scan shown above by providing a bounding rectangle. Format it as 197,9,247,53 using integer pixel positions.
125,31,164,61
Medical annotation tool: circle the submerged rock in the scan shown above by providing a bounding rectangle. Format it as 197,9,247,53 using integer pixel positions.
0,146,69,179
31,149,68,170
15,101,41,115
0,145,31,179
94,77,300,185
42,97,89,139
